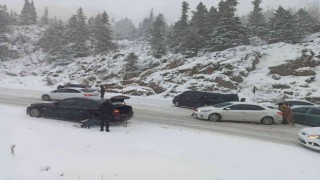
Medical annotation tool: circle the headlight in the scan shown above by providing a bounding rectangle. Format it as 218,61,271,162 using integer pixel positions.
308,135,320,139
198,110,212,112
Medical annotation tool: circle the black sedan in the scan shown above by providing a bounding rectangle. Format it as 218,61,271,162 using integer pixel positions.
26,97,133,123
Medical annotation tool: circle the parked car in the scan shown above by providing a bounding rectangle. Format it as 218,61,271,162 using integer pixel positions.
292,106,320,127
264,100,318,109
173,91,239,108
193,102,282,125
41,88,99,101
298,127,320,151
27,96,133,124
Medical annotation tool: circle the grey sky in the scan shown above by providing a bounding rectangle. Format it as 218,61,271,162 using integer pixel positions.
1,0,319,24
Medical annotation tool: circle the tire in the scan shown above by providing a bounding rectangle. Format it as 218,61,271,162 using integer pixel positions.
261,116,274,125
42,94,51,101
29,108,41,117
175,101,180,107
208,113,221,122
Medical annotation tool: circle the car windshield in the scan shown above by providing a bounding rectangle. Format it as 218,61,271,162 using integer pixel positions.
213,102,233,108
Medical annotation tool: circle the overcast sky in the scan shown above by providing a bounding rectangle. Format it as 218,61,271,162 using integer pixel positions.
1,0,319,24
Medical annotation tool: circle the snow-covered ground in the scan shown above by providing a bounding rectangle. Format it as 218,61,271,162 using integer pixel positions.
1,103,319,180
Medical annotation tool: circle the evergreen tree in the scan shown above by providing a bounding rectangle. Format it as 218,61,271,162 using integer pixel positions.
189,2,209,51
65,7,90,57
112,17,137,40
10,10,19,25
39,20,65,53
207,6,219,32
296,8,318,41
20,0,37,25
0,5,11,33
92,11,116,54
150,13,167,58
268,6,297,43
170,1,189,52
210,0,249,51
39,7,49,25
248,0,267,39
137,9,154,41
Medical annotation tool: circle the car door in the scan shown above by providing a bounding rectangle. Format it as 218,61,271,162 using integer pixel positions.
50,89,67,100
222,104,246,121
293,107,310,125
179,92,193,107
73,99,100,121
64,88,82,98
244,104,266,122
55,98,79,120
307,108,320,127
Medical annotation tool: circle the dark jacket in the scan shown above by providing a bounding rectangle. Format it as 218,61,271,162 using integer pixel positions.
99,101,112,119
100,86,105,96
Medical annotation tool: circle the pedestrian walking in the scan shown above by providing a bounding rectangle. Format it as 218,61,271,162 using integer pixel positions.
100,85,105,99
99,100,112,132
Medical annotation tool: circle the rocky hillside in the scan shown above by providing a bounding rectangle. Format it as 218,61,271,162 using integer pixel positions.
1,26,320,103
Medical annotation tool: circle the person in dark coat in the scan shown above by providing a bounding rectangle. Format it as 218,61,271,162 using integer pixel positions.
100,85,105,99
99,99,112,132
191,95,209,116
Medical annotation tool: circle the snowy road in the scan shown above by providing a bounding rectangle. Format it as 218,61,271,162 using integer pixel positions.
0,87,305,146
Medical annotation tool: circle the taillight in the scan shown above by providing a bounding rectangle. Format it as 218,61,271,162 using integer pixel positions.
83,93,93,96
113,109,120,116
277,112,283,115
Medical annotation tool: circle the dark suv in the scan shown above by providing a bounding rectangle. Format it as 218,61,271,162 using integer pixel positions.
172,91,239,108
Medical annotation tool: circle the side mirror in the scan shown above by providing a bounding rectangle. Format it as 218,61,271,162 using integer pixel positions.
223,107,230,110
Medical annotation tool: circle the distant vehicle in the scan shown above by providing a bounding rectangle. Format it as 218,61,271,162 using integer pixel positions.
172,91,239,108
27,97,133,125
193,102,282,125
298,127,320,151
262,100,318,109
41,88,99,101
292,106,320,127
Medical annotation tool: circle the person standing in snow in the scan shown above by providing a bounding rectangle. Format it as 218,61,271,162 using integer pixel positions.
100,85,105,99
99,99,112,132
280,104,295,126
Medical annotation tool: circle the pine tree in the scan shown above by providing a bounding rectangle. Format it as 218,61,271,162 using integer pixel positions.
112,17,137,40
65,7,90,57
150,13,167,58
296,8,318,41
188,2,209,51
210,0,249,51
39,20,65,52
92,11,116,54
20,0,37,25
248,0,267,39
268,6,297,43
39,7,49,25
0,5,11,33
137,9,154,41
169,1,189,52
207,6,219,31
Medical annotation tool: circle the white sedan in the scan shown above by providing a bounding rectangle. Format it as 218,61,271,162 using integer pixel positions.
193,102,283,125
41,88,100,101
298,127,320,151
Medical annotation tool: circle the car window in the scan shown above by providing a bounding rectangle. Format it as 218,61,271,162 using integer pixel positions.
64,89,81,93
81,88,97,93
283,101,313,106
309,108,320,115
228,104,245,110
245,105,265,110
75,99,99,108
214,102,233,108
54,89,66,93
59,99,77,106
293,107,309,113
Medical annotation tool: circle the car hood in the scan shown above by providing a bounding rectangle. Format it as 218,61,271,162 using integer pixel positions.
301,127,320,135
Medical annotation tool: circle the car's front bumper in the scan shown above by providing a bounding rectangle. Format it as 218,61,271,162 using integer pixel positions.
298,131,320,151
193,112,208,120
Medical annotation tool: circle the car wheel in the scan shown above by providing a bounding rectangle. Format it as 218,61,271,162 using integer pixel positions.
29,108,41,117
175,101,180,107
208,113,221,122
261,116,274,125
42,94,51,101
